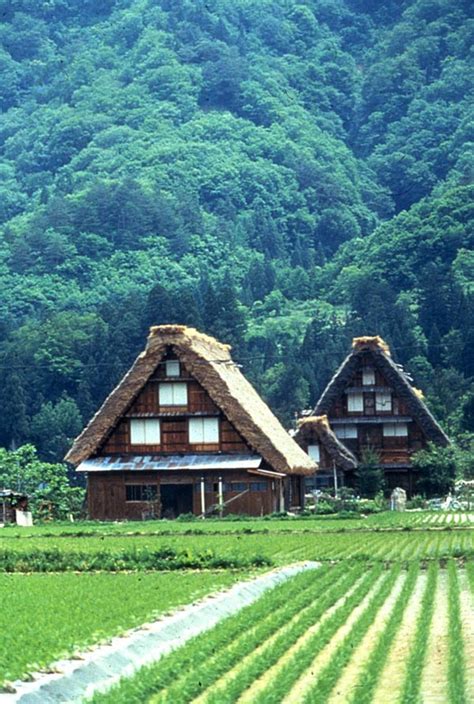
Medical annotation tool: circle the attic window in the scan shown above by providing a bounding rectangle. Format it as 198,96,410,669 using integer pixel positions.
130,419,161,445
159,382,188,406
307,444,320,462
383,423,408,437
376,391,392,412
347,392,363,412
362,368,375,385
165,360,180,377
189,417,219,444
335,425,357,439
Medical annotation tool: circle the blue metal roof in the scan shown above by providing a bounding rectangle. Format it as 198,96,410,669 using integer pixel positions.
77,454,262,472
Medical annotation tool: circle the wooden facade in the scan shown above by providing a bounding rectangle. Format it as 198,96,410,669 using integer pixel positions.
302,337,450,496
67,326,314,519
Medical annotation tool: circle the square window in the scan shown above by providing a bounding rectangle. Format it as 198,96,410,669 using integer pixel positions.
307,444,320,462
383,423,408,437
125,484,158,502
348,392,364,412
189,417,219,443
335,425,357,439
376,391,392,412
159,382,188,406
362,368,375,385
130,418,160,444
165,360,180,377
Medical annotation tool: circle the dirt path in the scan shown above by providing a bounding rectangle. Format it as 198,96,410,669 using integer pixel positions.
281,576,385,704
420,570,449,703
235,574,369,704
458,570,474,703
371,573,427,703
327,573,407,704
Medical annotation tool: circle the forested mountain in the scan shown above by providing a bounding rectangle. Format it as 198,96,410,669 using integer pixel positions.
0,0,472,463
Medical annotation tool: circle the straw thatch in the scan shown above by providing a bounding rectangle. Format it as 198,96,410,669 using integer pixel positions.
66,325,316,475
314,336,450,446
295,415,357,471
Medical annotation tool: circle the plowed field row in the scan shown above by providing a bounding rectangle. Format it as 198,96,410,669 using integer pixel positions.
90,562,473,704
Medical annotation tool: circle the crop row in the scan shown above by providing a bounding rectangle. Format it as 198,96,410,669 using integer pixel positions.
0,571,240,686
2,511,473,539
2,529,472,566
90,562,472,704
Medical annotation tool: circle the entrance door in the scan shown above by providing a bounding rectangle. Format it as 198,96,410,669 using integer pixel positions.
160,484,193,519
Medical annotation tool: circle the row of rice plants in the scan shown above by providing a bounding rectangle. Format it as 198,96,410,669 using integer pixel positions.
220,565,385,704
89,564,368,704
447,561,467,704
399,562,438,702
0,571,240,686
345,562,420,704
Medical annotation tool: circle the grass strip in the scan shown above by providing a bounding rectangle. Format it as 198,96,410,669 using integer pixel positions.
466,560,474,594
147,563,353,703
177,562,368,704
300,565,402,703
447,561,467,704
89,563,337,704
249,563,385,704
348,562,420,704
398,561,438,704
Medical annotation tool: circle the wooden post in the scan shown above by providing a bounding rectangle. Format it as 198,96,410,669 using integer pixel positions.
200,476,206,518
333,461,338,499
279,479,285,512
218,476,223,518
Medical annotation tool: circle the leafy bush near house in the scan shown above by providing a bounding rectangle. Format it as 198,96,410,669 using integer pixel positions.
0,445,84,519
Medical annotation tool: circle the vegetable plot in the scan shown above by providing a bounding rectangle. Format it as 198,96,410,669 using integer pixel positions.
91,562,473,704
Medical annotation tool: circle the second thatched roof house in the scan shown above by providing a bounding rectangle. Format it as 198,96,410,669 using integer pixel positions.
66,325,316,519
296,336,449,495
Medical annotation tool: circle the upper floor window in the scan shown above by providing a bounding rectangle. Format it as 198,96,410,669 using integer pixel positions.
362,368,375,385
165,360,180,377
307,444,320,462
376,391,392,412
383,423,408,437
347,392,363,412
335,424,357,439
189,417,219,444
159,382,187,406
130,418,161,445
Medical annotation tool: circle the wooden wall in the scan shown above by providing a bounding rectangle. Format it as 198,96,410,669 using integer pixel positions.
87,471,278,520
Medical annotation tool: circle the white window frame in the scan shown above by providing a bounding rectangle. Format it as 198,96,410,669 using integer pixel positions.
159,382,188,406
376,391,392,412
130,418,161,445
189,417,219,444
347,392,364,412
335,424,358,440
165,360,180,377
383,423,408,437
307,444,320,462
362,367,375,386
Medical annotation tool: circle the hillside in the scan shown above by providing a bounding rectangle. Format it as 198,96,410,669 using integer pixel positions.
0,0,473,460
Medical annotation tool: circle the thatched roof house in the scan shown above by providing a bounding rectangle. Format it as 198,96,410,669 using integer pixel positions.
67,325,315,519
295,415,357,471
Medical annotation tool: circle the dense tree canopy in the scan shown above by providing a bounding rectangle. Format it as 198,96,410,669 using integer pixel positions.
0,0,472,469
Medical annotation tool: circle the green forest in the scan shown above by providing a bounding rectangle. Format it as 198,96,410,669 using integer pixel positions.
0,0,472,473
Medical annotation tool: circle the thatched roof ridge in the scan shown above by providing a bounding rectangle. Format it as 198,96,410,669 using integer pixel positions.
66,325,315,475
314,337,450,446
295,415,357,471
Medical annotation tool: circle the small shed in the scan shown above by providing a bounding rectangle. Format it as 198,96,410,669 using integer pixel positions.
0,490,29,524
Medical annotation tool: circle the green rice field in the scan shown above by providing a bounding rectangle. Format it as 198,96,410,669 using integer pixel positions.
2,511,473,700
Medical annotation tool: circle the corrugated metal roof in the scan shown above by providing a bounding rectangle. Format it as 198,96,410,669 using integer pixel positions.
77,454,262,472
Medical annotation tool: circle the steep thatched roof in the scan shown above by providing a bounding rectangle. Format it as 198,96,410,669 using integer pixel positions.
66,325,316,475
314,336,450,446
295,415,357,471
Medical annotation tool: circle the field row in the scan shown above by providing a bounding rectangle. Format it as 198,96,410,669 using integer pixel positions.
0,571,242,686
2,512,473,538
2,529,472,566
90,561,474,704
